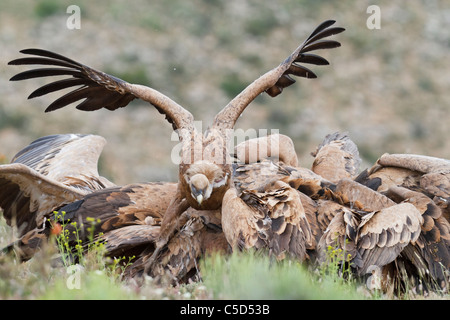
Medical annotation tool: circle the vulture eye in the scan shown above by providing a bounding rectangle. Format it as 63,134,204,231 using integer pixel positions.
214,177,223,183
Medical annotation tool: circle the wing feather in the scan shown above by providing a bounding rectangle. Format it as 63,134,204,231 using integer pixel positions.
9,48,194,133
0,163,85,235
212,20,344,132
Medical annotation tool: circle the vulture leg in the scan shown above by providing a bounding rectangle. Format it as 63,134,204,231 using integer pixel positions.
144,185,190,274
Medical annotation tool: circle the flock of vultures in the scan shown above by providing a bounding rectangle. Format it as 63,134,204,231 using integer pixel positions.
0,20,449,295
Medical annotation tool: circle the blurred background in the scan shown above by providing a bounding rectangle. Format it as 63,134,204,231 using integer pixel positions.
0,0,449,185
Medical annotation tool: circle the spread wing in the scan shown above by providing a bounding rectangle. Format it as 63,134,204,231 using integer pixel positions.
0,134,111,236
9,49,194,134
0,163,85,236
212,20,344,132
56,182,178,238
4,182,178,261
101,224,160,259
12,134,114,190
385,186,450,281
357,203,423,274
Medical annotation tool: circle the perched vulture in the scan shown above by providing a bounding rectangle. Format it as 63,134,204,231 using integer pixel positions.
317,194,423,274
229,137,336,262
0,134,227,283
0,134,114,260
316,178,421,272
8,20,345,268
357,153,450,223
355,153,450,285
318,175,450,290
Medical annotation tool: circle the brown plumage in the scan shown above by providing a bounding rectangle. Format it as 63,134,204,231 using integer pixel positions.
8,20,345,267
0,134,113,255
385,186,450,285
311,132,361,183
332,178,396,212
316,201,360,267
356,153,450,223
222,178,312,261
230,135,336,262
56,182,229,282
317,200,423,275
128,208,230,282
0,135,224,282
19,179,227,283
377,153,450,199
234,133,299,167
320,155,450,285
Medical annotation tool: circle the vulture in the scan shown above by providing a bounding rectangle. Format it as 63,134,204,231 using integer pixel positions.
8,20,345,268
0,134,227,283
310,131,361,183
222,132,361,262
356,153,450,222
223,160,313,261
223,133,339,262
0,133,114,260
353,153,450,289
52,183,229,283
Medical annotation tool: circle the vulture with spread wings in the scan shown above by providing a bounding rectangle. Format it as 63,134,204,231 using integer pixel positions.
0,133,228,283
8,20,345,267
0,134,114,260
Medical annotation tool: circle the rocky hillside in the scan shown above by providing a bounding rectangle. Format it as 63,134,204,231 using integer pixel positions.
0,0,449,185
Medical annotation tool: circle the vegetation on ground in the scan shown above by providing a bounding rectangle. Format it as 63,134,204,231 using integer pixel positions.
1,214,448,300
0,0,449,300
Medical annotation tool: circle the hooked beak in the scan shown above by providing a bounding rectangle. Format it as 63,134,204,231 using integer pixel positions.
196,194,204,205
191,184,205,206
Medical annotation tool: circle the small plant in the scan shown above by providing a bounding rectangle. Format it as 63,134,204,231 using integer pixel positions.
51,211,135,281
319,244,354,283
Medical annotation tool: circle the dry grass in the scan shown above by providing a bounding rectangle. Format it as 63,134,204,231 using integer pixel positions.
1,0,449,300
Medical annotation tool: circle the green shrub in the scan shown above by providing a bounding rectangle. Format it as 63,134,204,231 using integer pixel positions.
200,250,362,300
34,0,65,18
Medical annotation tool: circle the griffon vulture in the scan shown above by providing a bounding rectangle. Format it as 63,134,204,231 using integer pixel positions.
8,20,345,267
0,134,114,259
317,177,450,290
356,153,450,223
223,163,313,261
52,183,229,283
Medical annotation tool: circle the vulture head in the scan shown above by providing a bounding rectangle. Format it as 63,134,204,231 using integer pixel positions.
181,160,230,209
